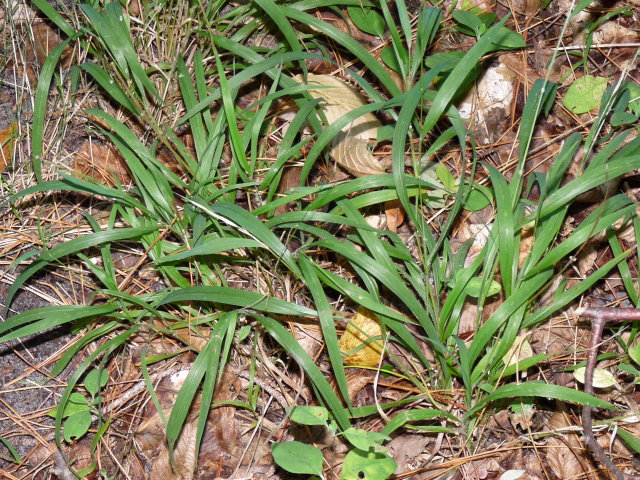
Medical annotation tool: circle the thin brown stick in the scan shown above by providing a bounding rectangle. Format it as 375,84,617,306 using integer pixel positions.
577,307,640,480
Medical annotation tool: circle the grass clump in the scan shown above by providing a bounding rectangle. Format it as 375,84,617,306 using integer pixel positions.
2,0,640,478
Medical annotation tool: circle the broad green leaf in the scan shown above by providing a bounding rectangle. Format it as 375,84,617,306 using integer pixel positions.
464,277,501,298
492,27,526,49
84,369,109,397
380,46,402,73
48,393,90,419
289,406,329,426
464,182,493,211
627,82,640,115
341,427,389,451
348,6,385,36
629,338,640,366
563,75,608,114
63,411,92,442
436,163,457,191
272,441,323,477
341,449,397,480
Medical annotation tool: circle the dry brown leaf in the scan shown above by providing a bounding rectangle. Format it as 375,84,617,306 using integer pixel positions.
128,0,142,16
0,121,17,172
339,306,385,367
463,456,501,479
545,407,593,479
511,0,540,16
73,140,131,186
275,166,302,215
293,74,386,177
385,199,405,232
9,21,74,82
151,420,198,480
518,226,535,268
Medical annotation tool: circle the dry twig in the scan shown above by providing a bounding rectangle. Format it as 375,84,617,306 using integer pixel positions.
578,307,640,480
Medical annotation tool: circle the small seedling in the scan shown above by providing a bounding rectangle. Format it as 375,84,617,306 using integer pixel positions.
272,406,397,480
48,368,108,442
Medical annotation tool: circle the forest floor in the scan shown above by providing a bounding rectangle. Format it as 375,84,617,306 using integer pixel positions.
1,1,640,479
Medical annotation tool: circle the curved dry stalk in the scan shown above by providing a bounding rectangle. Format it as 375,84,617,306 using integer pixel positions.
577,307,640,480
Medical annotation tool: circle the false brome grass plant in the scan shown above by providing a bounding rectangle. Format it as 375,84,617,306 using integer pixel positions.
2,0,640,478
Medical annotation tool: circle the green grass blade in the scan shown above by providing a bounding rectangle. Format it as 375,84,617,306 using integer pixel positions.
32,36,75,181
177,56,207,160
468,270,553,365
190,201,302,278
156,238,263,264
158,286,317,317
528,195,634,276
0,305,117,343
381,409,458,436
278,5,401,97
181,46,322,124
166,313,235,460
254,314,350,430
50,322,120,377
30,0,75,36
299,255,350,407
486,164,515,296
464,382,615,421
524,250,633,328
54,328,138,460
7,176,147,212
80,63,139,114
422,15,517,136
538,156,640,219
5,227,158,312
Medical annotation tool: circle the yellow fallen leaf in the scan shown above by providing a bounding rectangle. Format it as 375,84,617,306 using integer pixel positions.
339,307,385,367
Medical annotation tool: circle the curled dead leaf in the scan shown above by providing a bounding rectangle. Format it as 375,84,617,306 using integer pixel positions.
292,73,381,139
330,134,386,177
339,307,385,367
293,73,386,177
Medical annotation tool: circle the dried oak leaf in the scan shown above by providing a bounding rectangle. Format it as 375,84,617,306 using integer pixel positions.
293,73,386,177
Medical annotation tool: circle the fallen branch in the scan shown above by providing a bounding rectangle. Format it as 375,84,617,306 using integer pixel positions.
577,307,640,480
